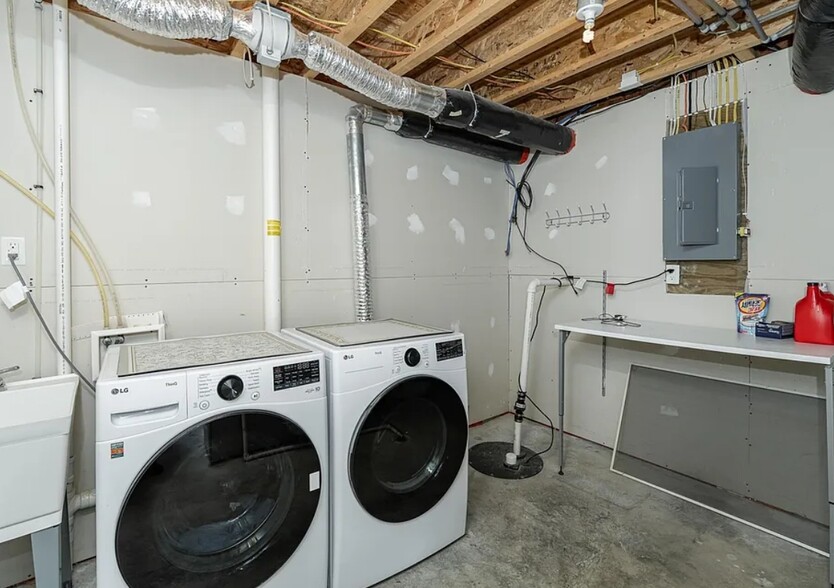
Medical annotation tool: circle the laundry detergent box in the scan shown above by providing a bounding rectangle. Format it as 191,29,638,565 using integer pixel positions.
735,293,770,335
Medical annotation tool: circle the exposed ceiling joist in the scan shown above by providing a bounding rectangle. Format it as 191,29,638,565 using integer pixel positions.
530,14,794,119
397,0,449,35
444,0,642,89
389,0,521,75
305,0,399,79
494,15,693,104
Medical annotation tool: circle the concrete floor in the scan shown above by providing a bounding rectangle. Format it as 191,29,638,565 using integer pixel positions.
35,415,828,587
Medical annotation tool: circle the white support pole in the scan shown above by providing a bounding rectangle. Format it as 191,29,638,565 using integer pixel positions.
53,0,71,373
262,71,282,331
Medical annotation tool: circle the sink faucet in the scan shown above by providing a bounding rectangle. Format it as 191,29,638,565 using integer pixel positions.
0,366,20,391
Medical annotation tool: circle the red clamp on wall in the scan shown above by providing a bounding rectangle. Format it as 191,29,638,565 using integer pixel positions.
605,283,616,295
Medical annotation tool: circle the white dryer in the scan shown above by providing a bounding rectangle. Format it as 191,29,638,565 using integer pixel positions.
95,332,328,588
284,319,469,588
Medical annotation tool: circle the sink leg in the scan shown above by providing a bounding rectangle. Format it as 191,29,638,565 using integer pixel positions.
31,524,61,588
31,494,72,588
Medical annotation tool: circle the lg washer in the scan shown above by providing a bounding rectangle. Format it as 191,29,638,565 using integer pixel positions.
284,319,469,588
95,332,328,588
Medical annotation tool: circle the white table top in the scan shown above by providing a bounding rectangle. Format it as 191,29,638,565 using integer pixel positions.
554,320,834,366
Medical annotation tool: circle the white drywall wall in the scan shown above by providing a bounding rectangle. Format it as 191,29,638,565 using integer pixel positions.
508,49,834,454
0,7,509,585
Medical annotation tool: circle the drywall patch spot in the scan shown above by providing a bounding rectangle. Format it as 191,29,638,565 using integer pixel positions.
660,405,679,417
753,578,774,588
225,195,245,216
406,165,419,181
217,121,247,146
595,155,608,169
368,212,378,227
548,229,559,240
451,320,461,332
407,213,425,235
131,191,152,208
483,177,493,185
488,362,495,377
442,165,460,186
449,218,466,244
484,227,496,241
544,182,557,197
490,316,496,328
132,107,160,130
365,149,375,166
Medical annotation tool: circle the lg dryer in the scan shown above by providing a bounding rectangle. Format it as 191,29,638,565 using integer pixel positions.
285,319,469,588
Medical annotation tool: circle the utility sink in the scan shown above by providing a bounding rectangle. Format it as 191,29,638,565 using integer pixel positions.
0,374,78,543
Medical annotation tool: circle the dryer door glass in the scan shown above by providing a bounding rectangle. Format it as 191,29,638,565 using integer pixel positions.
115,411,321,588
350,375,467,523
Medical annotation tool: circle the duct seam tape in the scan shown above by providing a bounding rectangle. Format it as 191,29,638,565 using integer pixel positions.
267,219,282,236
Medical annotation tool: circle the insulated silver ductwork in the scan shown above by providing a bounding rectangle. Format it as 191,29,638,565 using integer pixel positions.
78,0,234,39
302,32,447,118
346,106,374,322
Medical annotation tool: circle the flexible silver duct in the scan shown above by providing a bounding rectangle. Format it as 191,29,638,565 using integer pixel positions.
346,106,374,322
77,0,234,40
301,32,447,119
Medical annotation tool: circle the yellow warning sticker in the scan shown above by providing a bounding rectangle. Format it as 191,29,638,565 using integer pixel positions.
267,219,282,237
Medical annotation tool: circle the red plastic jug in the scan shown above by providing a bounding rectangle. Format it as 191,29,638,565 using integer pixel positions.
795,283,834,345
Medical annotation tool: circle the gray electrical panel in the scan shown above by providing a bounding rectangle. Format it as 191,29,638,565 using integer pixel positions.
662,123,740,261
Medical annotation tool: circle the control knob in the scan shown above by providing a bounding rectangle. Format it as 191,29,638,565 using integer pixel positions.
217,375,244,401
404,348,421,367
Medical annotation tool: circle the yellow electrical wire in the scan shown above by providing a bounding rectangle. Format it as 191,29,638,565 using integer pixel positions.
0,169,110,328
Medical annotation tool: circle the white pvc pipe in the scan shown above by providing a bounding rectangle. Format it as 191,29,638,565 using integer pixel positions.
262,72,282,331
53,0,71,373
506,278,566,466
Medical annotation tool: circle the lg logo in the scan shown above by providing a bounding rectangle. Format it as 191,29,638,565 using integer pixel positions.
343,354,355,360
111,387,129,395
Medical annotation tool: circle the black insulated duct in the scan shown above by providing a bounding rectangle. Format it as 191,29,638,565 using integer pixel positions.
792,0,834,93
396,113,530,164
437,89,576,156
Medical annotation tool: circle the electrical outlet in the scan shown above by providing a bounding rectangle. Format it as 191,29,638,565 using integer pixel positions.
665,264,681,285
1,237,25,266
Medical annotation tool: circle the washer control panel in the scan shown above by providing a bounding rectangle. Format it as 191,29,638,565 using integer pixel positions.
274,360,320,391
393,342,431,373
436,339,464,362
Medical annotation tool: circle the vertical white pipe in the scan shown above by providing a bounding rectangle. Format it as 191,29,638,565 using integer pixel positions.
34,0,45,376
262,72,282,331
507,278,565,464
53,0,71,373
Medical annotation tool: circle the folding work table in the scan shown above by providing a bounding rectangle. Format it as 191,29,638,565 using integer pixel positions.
553,319,834,586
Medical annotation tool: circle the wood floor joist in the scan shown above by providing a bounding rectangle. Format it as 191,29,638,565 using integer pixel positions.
529,11,794,118
388,0,521,75
443,0,642,89
494,13,694,104
397,0,449,35
305,0,399,78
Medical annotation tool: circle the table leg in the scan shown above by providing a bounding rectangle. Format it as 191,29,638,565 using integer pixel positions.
558,330,570,475
825,365,834,587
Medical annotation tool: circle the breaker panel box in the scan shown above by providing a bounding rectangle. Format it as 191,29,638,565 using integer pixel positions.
662,123,741,261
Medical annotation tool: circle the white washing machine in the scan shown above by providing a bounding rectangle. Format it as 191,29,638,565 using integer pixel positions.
284,319,469,588
95,332,328,588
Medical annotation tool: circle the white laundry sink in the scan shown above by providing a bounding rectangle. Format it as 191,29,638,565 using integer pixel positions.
0,374,78,543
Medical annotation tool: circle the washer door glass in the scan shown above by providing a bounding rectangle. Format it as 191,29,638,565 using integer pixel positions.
350,375,467,523
116,411,321,588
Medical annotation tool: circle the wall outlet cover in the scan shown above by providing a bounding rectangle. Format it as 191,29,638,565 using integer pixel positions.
1,237,25,266
666,264,681,285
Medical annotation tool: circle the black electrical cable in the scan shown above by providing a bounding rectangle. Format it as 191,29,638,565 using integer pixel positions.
8,254,96,393
585,268,672,287
521,392,555,465
529,286,547,342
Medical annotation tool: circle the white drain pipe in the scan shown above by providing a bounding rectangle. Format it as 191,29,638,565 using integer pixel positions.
506,278,566,467
53,0,71,374
263,72,282,331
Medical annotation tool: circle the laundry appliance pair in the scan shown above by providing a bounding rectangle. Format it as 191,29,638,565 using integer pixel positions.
95,320,468,588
